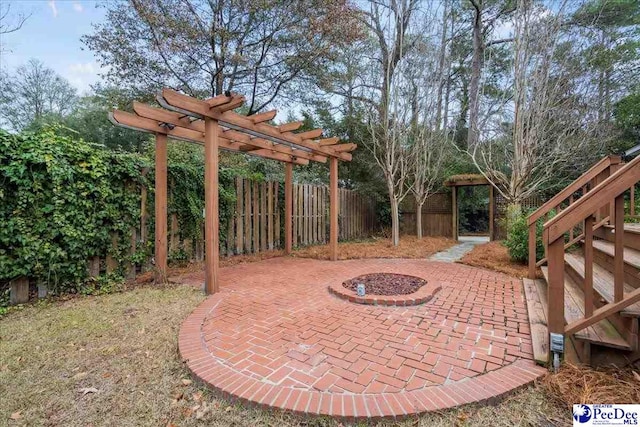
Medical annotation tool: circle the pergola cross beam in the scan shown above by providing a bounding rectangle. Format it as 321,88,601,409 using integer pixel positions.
158,89,354,161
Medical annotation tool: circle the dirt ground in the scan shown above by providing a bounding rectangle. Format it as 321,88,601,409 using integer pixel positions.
150,236,456,283
1,284,571,427
457,241,534,278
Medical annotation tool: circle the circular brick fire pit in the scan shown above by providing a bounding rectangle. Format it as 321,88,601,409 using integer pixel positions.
328,273,441,306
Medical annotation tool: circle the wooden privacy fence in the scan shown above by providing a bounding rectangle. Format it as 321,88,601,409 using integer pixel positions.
400,190,544,239
226,179,281,255
400,192,453,237
224,179,379,252
8,176,379,304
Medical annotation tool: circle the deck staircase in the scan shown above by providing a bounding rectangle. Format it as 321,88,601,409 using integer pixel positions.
524,154,640,367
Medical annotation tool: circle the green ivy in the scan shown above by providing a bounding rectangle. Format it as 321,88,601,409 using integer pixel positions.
1,127,260,297
0,126,149,292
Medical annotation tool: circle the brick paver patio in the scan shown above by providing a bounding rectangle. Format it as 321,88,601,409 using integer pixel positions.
176,257,546,419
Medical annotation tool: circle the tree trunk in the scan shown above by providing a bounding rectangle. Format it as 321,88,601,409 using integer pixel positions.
416,201,423,239
390,196,400,247
468,1,483,147
435,2,449,131
504,201,523,235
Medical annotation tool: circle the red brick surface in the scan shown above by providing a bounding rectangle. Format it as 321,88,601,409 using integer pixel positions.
176,257,546,419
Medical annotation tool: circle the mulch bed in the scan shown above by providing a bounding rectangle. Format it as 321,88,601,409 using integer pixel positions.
342,273,427,296
457,241,539,278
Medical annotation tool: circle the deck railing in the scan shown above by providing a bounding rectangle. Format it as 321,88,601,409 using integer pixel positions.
542,155,640,349
527,155,622,279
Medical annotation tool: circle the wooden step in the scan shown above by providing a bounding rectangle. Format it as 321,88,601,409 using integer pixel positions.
591,239,640,269
597,224,640,251
589,239,640,289
541,266,632,351
523,278,549,365
565,252,640,317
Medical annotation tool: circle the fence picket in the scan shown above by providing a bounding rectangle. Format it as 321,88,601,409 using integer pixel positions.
252,181,259,252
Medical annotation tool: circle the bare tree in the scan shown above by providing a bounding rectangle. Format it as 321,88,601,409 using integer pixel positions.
405,32,450,239
409,128,448,239
0,3,30,53
465,0,595,208
0,59,78,131
359,0,422,246
366,87,414,246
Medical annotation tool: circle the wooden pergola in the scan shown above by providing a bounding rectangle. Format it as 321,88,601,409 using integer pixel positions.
444,174,495,241
109,89,356,294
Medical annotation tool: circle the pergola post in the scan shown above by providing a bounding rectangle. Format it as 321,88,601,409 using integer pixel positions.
330,157,339,261
204,118,220,294
451,186,458,241
155,133,168,283
284,163,293,254
489,185,495,241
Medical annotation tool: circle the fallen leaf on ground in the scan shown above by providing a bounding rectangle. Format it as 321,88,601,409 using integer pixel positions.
79,387,98,395
192,391,203,402
181,379,192,386
10,411,22,420
633,371,640,382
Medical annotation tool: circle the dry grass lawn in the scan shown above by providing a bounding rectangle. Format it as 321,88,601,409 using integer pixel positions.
292,236,456,260
457,241,533,278
1,284,571,427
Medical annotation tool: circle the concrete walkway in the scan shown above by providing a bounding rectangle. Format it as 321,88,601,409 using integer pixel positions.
429,235,489,262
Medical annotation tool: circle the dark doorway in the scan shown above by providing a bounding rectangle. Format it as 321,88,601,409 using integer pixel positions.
458,186,490,236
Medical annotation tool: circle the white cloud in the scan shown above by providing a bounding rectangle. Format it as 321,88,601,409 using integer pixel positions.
66,62,106,94
48,0,58,18
72,2,83,13
69,62,97,75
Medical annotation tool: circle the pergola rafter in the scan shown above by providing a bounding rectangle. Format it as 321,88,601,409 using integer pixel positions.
109,89,355,295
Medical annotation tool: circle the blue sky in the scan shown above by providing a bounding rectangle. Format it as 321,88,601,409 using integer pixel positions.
0,0,106,95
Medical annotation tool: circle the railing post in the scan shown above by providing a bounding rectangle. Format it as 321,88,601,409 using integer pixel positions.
614,194,625,302
547,236,565,337
584,216,594,317
528,222,537,279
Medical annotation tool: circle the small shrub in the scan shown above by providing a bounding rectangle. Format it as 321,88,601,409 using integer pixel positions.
504,205,545,264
